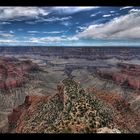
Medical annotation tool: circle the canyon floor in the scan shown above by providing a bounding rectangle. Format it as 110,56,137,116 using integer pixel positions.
0,48,140,133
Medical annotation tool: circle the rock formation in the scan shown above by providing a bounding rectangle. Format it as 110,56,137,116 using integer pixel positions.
87,87,140,133
0,58,39,91
0,47,140,133
8,78,121,133
97,127,121,133
97,63,140,90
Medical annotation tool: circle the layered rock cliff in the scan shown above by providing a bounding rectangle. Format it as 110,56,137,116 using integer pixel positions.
97,63,140,90
0,57,40,132
0,57,39,91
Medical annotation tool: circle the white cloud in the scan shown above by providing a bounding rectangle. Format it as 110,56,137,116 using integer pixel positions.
25,21,36,24
60,21,72,26
9,30,14,33
129,9,140,13
36,16,72,23
90,14,97,17
30,36,63,43
66,36,79,41
30,36,79,44
0,7,49,21
28,31,40,33
103,14,111,17
0,33,14,38
43,31,64,34
28,31,65,34
76,30,79,33
77,10,140,40
0,21,11,24
0,7,98,22
0,39,34,46
120,6,133,10
52,7,99,15
0,39,16,43
90,11,101,17
110,11,115,13
77,26,87,30
0,35,140,46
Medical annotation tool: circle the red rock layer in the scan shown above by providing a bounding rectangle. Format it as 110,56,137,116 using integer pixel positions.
97,63,140,90
8,95,49,131
0,58,39,90
87,88,140,132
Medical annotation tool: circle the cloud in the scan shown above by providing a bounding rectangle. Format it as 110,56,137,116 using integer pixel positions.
77,10,140,40
90,14,96,17
0,7,49,21
103,14,111,17
0,35,140,46
9,30,14,33
36,16,72,23
0,39,17,43
27,30,65,34
110,11,115,13
27,31,40,33
0,39,34,46
77,26,87,31
43,31,64,34
60,21,72,26
66,36,79,41
30,37,63,43
30,36,79,44
0,21,11,24
0,33,14,38
129,9,140,13
0,7,97,22
90,12,101,17
25,21,36,24
120,6,133,10
1,37,140,46
51,7,99,15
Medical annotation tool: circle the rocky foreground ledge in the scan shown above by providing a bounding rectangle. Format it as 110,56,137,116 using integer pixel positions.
8,78,121,133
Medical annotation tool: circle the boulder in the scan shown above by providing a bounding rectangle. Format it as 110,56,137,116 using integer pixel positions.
97,127,121,133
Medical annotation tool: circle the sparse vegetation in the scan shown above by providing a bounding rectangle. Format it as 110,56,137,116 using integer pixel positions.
9,78,121,133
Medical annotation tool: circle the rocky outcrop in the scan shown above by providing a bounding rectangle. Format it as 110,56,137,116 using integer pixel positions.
87,87,140,133
0,57,40,132
0,58,39,91
8,95,50,131
8,79,121,133
97,127,121,133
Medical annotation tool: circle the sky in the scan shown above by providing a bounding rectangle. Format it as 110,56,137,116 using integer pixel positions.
0,6,140,46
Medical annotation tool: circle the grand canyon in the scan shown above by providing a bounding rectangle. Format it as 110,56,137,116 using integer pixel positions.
0,46,139,133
